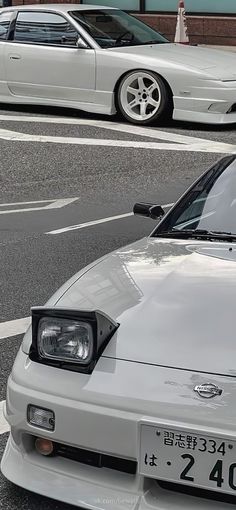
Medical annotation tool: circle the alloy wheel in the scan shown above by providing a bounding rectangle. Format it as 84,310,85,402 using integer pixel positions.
119,72,162,122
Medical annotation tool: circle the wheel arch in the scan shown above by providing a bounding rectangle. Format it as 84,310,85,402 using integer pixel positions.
113,68,174,112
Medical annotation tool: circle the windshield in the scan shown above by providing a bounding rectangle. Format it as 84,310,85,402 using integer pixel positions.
70,9,169,48
154,156,236,238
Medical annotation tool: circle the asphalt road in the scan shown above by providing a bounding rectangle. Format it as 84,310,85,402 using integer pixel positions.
0,103,235,509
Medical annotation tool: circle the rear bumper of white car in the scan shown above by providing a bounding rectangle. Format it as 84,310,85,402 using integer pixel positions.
1,349,236,509
173,80,236,124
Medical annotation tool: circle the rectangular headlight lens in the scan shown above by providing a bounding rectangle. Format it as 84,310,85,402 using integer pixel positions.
27,405,55,431
37,317,93,364
30,307,119,373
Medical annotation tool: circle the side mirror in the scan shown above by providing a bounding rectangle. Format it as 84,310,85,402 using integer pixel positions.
76,36,89,49
133,202,165,220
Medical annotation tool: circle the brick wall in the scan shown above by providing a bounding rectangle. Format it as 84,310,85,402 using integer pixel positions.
12,0,77,4
137,14,236,46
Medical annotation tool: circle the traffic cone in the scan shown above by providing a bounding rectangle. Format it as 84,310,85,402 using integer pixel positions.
174,0,189,44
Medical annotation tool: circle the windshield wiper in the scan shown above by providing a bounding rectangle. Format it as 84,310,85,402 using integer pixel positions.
155,229,236,242
138,40,166,45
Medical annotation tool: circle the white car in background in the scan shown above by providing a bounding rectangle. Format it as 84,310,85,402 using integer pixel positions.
0,4,236,125
2,155,236,509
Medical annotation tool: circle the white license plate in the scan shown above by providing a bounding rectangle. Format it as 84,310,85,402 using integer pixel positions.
139,422,236,495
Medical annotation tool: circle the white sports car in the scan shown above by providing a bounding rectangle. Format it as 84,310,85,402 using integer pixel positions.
0,4,236,125
2,155,236,509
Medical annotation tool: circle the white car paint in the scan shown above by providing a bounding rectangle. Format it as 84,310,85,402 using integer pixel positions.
2,235,236,509
6,43,96,102
0,4,235,123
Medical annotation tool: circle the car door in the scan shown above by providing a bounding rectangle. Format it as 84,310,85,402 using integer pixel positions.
5,10,96,103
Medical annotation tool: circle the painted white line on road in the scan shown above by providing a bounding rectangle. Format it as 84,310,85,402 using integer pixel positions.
0,199,53,206
0,316,30,341
0,401,9,435
0,114,222,146
0,127,235,153
0,115,235,152
0,197,78,215
46,203,175,235
44,197,78,209
47,212,134,235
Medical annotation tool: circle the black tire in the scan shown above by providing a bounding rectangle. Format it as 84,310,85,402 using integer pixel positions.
117,70,173,126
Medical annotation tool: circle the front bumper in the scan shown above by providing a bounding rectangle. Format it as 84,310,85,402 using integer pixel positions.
173,80,236,124
2,349,236,509
2,433,230,510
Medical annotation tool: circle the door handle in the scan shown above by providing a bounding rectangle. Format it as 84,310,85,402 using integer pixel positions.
9,55,21,60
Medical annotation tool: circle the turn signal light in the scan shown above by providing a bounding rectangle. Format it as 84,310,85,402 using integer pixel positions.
27,404,55,431
35,438,54,456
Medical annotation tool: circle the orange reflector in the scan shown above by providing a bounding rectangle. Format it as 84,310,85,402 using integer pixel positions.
35,438,54,456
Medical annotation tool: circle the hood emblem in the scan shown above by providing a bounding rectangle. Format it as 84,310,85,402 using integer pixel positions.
194,383,223,399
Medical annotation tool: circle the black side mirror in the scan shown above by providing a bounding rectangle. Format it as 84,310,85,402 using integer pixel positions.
133,203,165,220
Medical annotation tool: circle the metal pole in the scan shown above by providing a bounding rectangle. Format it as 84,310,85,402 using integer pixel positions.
140,0,145,13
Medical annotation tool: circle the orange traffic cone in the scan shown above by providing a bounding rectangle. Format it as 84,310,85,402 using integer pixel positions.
174,0,189,44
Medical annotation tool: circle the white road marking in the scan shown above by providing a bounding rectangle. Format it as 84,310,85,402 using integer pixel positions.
48,212,133,235
0,198,54,206
0,316,31,341
47,203,174,235
44,198,78,209
0,114,222,145
0,126,235,153
0,197,78,215
0,115,235,153
0,401,9,435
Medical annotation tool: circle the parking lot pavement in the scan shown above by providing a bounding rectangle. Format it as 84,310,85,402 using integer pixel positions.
0,104,235,508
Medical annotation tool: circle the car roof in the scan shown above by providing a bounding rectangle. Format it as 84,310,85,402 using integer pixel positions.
1,4,117,13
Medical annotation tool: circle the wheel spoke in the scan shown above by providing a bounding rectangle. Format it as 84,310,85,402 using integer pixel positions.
148,96,160,108
147,83,156,94
138,77,145,91
127,86,138,96
129,98,139,110
140,102,147,116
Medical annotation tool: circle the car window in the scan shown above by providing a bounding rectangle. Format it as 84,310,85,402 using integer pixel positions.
14,11,79,46
70,9,168,48
171,190,211,230
154,157,236,235
0,12,12,40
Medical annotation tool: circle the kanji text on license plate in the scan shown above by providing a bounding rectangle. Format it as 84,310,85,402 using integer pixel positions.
139,423,236,495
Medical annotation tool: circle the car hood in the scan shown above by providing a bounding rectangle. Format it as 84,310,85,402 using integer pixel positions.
55,237,236,377
109,43,236,77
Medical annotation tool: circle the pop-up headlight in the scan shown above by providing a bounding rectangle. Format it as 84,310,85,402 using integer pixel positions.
30,308,119,373
38,317,93,364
